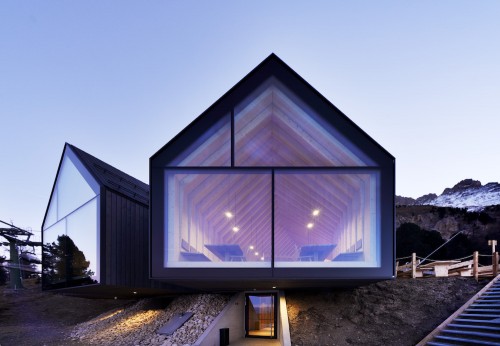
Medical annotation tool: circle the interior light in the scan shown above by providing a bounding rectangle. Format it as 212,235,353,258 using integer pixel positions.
272,286,277,289
232,226,239,232
307,222,314,229
225,211,233,218
133,291,137,295
254,251,259,256
249,245,254,250
261,256,265,261
312,209,320,216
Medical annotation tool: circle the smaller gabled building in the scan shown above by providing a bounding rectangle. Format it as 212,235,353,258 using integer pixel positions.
41,143,180,297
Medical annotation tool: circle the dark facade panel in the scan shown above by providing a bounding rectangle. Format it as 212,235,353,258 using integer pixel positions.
104,190,150,288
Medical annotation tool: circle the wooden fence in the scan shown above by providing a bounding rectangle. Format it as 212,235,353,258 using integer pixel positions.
396,251,500,280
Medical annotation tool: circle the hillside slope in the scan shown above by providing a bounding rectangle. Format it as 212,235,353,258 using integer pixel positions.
1,277,486,346
287,277,484,346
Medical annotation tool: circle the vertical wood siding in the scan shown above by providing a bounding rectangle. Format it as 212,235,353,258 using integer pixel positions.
104,190,150,288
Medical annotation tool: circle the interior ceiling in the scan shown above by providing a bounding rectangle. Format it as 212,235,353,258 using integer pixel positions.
234,85,366,167
169,81,372,257
173,172,369,257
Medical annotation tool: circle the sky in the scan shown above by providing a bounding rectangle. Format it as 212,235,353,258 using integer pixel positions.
1,1,500,238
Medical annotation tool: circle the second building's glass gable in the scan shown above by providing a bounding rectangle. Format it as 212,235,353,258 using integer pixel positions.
44,153,98,228
42,148,101,287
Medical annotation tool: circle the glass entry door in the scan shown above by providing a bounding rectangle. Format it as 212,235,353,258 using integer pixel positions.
245,293,277,338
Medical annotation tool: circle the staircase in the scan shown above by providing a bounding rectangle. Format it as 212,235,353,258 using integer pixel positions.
418,275,500,345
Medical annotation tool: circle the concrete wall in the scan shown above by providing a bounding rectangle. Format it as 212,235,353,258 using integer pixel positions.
195,290,291,346
194,292,245,346
279,291,291,346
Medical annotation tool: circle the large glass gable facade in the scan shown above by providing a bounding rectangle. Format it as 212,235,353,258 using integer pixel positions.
42,149,101,287
235,78,374,167
162,78,381,269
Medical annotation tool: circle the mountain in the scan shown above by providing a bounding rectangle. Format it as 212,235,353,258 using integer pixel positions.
396,179,500,211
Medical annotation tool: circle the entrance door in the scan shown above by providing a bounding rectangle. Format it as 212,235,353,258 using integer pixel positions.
245,293,277,338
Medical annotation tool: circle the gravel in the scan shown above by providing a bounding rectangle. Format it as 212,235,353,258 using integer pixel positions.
70,293,232,346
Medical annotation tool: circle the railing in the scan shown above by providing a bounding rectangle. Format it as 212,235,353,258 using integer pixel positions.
396,251,500,280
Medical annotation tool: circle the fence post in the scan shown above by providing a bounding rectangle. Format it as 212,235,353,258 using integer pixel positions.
412,253,417,279
493,252,499,277
473,251,479,281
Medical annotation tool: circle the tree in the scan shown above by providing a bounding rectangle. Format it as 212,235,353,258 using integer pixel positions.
396,223,446,259
42,234,94,288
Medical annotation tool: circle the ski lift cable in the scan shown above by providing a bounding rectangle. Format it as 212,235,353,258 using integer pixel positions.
417,230,464,267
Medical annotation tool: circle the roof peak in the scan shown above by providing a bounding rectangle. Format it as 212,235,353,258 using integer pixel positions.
66,143,149,205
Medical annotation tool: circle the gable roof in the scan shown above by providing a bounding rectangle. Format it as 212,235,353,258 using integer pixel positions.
151,53,394,166
68,144,149,205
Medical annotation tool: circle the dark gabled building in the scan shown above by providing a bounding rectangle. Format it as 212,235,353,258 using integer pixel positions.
41,143,181,297
150,54,395,290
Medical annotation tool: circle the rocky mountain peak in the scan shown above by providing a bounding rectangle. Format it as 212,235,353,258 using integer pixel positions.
415,193,438,204
442,179,482,195
397,178,500,210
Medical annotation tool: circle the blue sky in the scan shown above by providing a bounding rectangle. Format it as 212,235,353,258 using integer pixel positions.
1,1,500,237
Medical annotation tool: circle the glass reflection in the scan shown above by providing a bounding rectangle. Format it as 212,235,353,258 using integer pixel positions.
42,233,95,288
42,197,99,288
56,155,97,223
67,198,99,281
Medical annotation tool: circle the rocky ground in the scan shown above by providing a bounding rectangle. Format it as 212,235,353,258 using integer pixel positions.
70,293,230,345
287,277,486,346
0,277,487,346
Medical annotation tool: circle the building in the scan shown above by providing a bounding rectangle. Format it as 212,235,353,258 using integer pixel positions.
150,54,395,291
41,143,181,297
41,55,395,341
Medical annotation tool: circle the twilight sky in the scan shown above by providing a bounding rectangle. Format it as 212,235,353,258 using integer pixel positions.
1,1,500,237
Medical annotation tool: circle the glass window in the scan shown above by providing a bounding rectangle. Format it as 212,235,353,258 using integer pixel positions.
274,171,379,268
44,193,58,229
42,150,100,287
57,155,97,221
235,79,373,167
167,114,231,167
42,219,67,286
66,198,99,282
165,171,272,268
42,197,99,287
246,293,277,338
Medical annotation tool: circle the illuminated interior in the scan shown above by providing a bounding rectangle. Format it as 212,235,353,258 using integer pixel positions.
163,79,381,269
246,293,276,338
